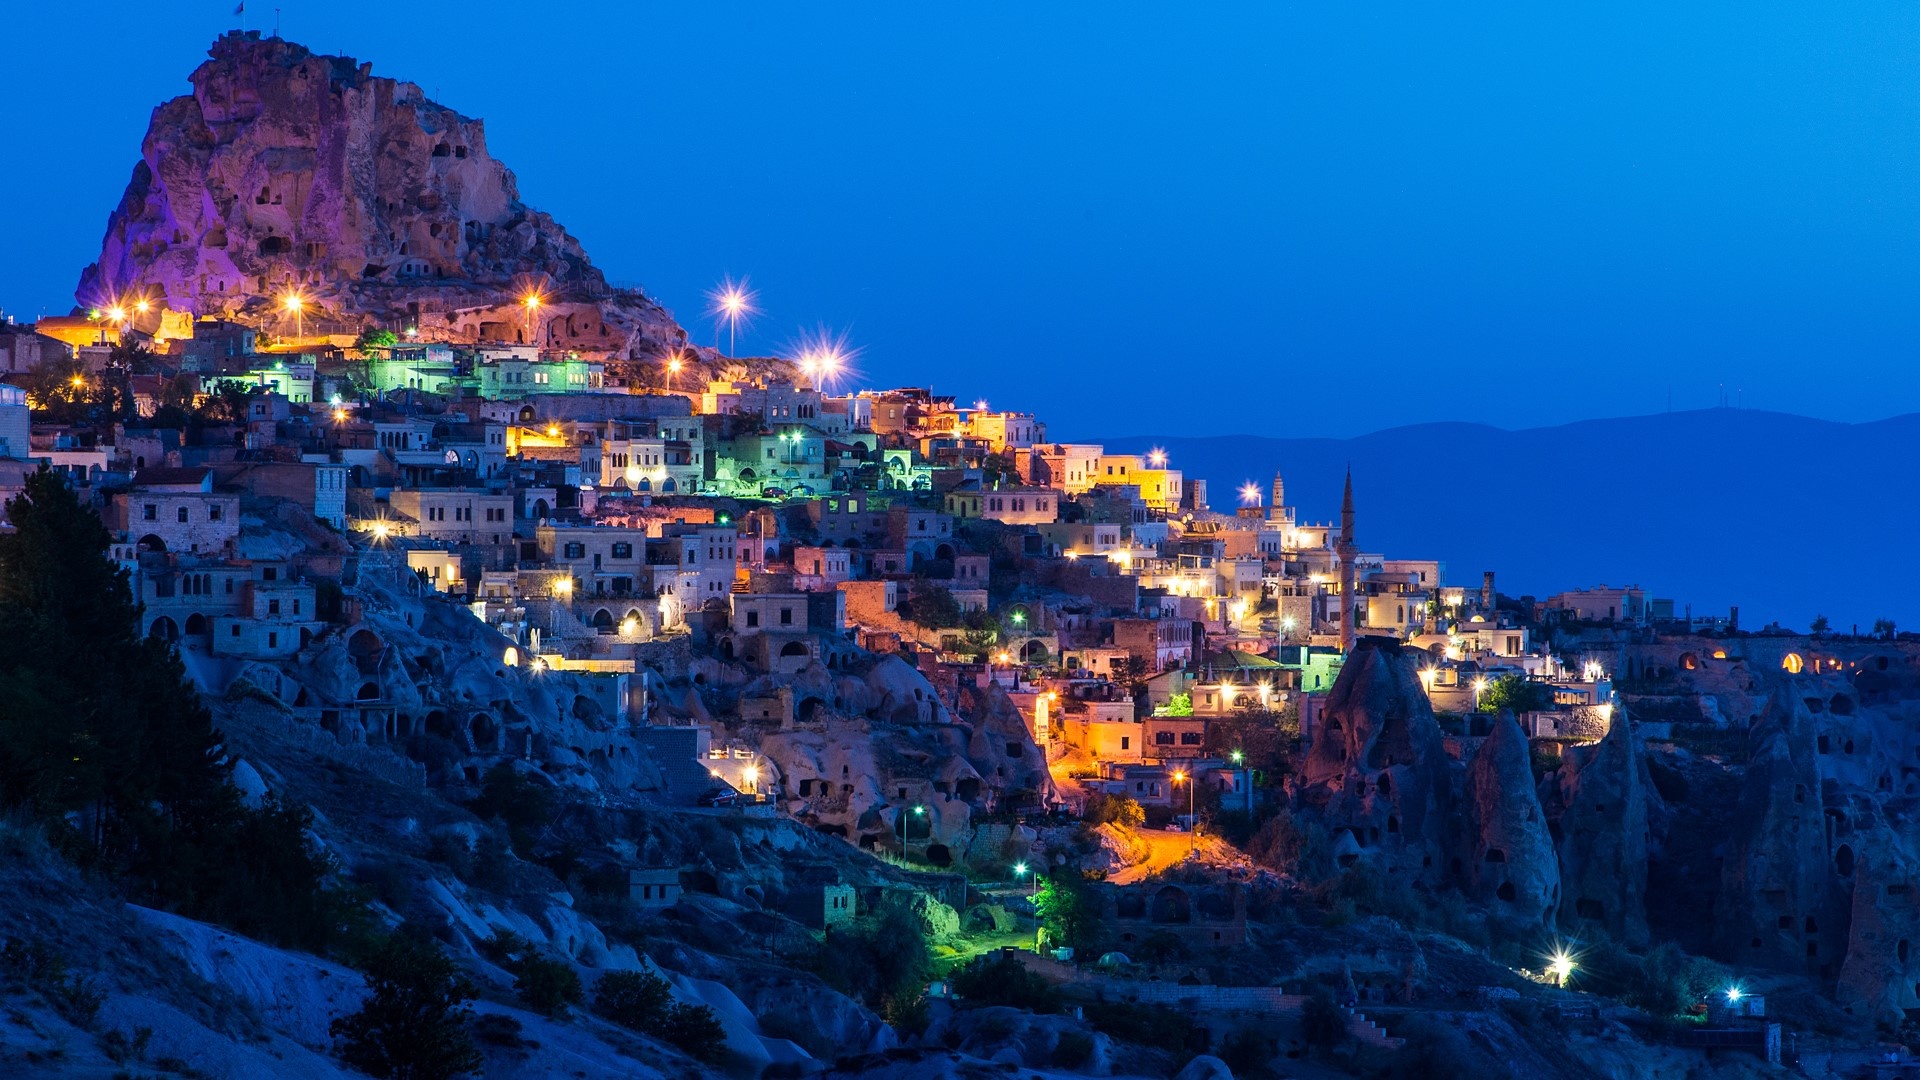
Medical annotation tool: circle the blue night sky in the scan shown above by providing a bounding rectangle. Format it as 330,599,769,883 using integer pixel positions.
5,2,1919,438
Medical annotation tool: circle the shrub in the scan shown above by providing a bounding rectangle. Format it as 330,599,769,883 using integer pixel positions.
1299,988,1344,1051
330,935,482,1080
3,938,104,1027
1083,793,1145,829
1052,1030,1095,1068
467,765,555,855
949,953,1061,1013
1083,1001,1191,1054
512,955,583,1018
593,968,727,1061
1387,1015,1479,1078
594,969,674,1030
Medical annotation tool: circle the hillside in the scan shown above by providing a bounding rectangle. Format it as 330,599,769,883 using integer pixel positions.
1093,407,1920,630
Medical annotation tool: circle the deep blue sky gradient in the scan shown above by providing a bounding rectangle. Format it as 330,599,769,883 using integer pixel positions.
5,2,1919,437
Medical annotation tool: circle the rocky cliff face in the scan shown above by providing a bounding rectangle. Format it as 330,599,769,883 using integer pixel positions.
79,32,686,360
1541,710,1653,945
1296,638,1453,885
1462,712,1560,926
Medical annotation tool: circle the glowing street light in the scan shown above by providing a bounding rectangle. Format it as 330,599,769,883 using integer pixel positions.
664,352,686,391
620,615,640,637
741,763,760,793
282,293,305,340
1238,482,1261,507
1548,951,1575,986
1170,768,1195,854
522,292,544,347
134,299,151,315
554,577,574,599
1725,985,1744,1004
1230,749,1244,765
1147,448,1168,467
707,276,758,356
1473,676,1488,711
1012,861,1038,899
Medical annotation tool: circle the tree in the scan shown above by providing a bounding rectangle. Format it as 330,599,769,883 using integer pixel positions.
358,328,399,351
0,467,355,951
1035,876,1104,952
0,467,229,866
1162,693,1193,716
1810,615,1830,637
1477,675,1554,714
901,581,963,629
1875,618,1898,641
331,935,483,1080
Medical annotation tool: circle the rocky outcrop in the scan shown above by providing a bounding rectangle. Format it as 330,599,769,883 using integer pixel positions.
80,32,686,361
1543,711,1651,945
1462,712,1559,926
1296,638,1453,884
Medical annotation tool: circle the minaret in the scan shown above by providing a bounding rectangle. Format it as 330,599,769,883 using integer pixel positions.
1337,468,1356,654
1268,472,1286,523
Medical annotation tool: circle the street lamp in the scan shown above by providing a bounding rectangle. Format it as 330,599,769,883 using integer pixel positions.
741,763,759,794
1548,951,1575,986
282,293,305,341
708,277,757,356
522,293,543,347
1473,676,1488,711
1013,861,1038,899
1171,768,1194,855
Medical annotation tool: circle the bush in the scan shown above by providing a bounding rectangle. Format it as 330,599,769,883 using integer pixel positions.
1386,1015,1479,1078
512,955,583,1018
330,935,482,1080
1083,793,1145,829
950,953,1061,1013
594,969,674,1029
1083,1001,1192,1054
1299,988,1344,1051
467,765,555,855
1,939,104,1027
1052,1030,1095,1068
593,968,727,1062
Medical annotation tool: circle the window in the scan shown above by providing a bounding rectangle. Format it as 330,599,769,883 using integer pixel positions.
231,625,240,637
143,504,157,520
293,599,301,614
1120,736,1130,750
177,507,190,523
564,543,585,559
746,610,760,628
268,599,281,615
263,567,277,581
612,542,633,559
268,632,278,648
1155,731,1175,745
209,504,223,521
780,607,793,625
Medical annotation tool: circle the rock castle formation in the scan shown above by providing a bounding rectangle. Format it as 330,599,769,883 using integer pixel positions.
78,32,687,361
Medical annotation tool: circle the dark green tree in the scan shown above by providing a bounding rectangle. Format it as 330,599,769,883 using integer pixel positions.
1810,614,1830,637
1476,675,1555,714
0,467,230,864
1035,875,1104,952
331,935,483,1080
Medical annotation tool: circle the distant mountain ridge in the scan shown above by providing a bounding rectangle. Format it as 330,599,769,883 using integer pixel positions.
1088,408,1920,631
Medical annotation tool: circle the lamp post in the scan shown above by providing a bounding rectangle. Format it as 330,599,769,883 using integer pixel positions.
522,293,543,348
1171,768,1194,855
282,293,305,342
1473,676,1488,711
